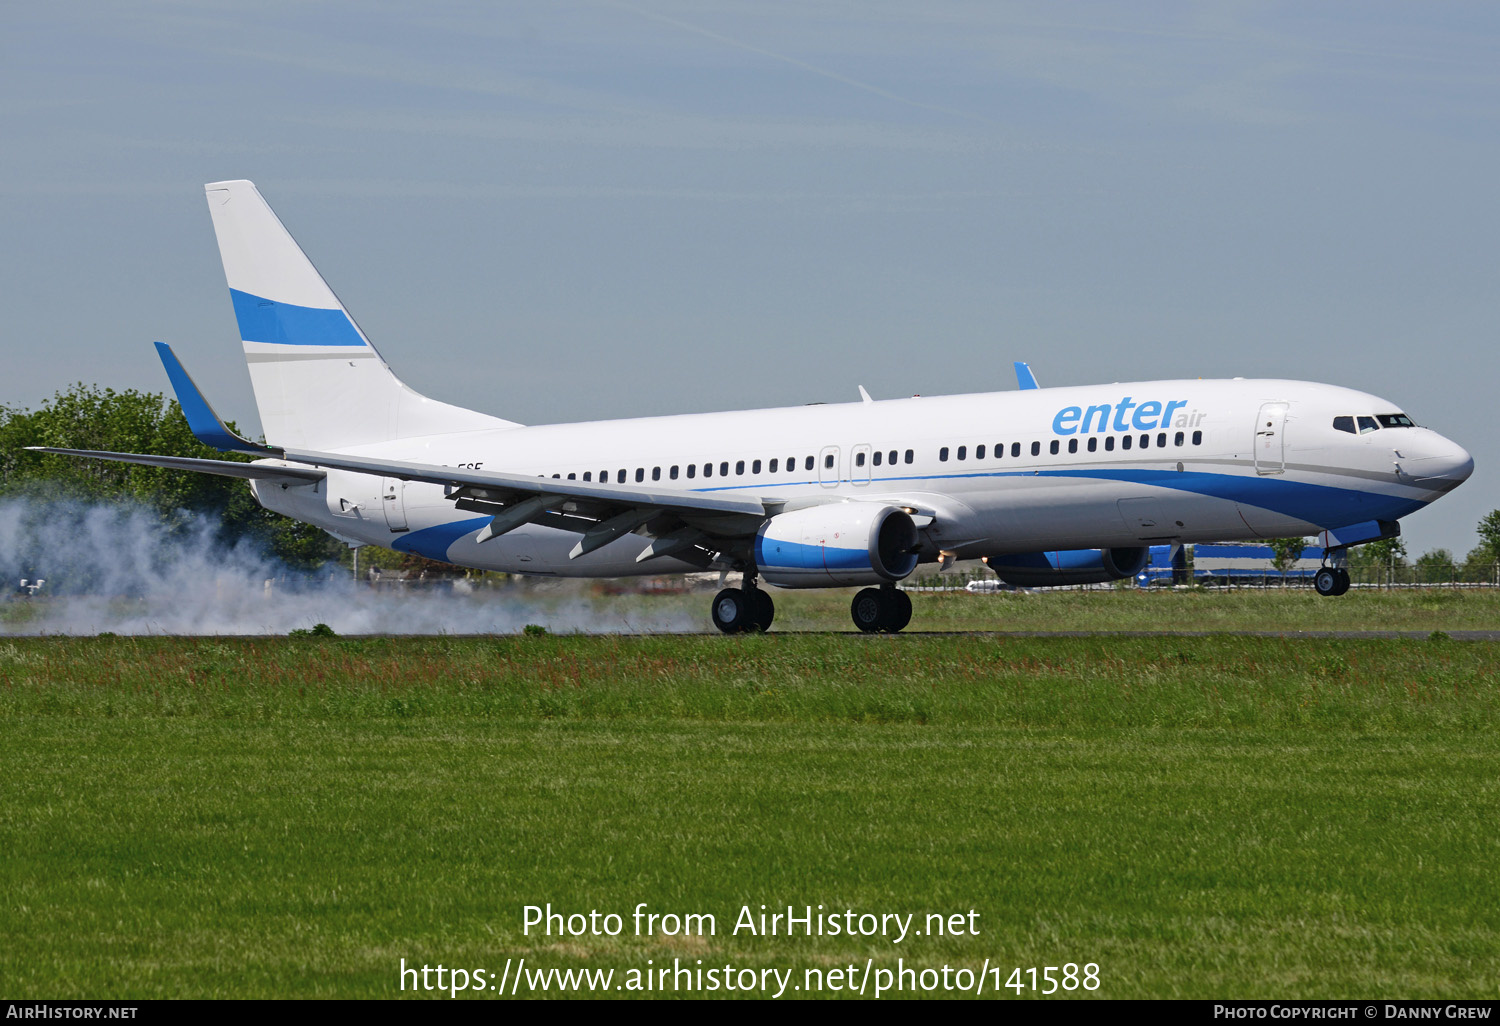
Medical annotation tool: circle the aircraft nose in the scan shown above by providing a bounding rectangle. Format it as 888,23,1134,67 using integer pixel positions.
1410,437,1473,488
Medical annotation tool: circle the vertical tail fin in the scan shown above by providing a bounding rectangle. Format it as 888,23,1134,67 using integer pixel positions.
204,180,517,450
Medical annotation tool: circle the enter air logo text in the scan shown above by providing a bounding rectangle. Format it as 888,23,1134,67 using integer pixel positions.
1051,398,1205,436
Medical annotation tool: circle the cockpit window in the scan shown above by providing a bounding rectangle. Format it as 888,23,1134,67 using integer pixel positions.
1357,416,1380,434
1378,413,1415,428
1333,416,1355,434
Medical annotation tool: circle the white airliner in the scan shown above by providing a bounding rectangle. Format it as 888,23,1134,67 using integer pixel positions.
35,181,1474,633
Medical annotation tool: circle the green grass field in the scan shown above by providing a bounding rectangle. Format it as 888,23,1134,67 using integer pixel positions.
2,604,1499,998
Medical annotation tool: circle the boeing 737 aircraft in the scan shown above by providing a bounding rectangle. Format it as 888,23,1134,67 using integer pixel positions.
35,181,1474,633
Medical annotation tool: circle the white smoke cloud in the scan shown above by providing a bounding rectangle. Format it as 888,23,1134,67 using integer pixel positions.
0,499,704,635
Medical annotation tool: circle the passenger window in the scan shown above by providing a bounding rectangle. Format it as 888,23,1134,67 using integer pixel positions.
904,450,914,464
1157,432,1166,447
1011,442,1021,458
1088,437,1098,452
872,451,882,466
752,459,761,474
889,450,898,465
995,443,1004,459
552,473,561,479
939,447,950,462
1049,440,1059,455
1174,431,1184,446
805,456,815,471
1030,441,1040,456
769,458,779,473
788,456,796,471
1105,437,1115,451
687,464,696,479
703,463,712,478
1357,416,1379,434
720,462,729,476
1122,435,1132,450
635,468,644,483
568,472,576,480
1192,430,1203,445
1068,438,1078,454
976,444,986,460
618,469,627,483
823,454,834,469
1333,416,1355,434
957,446,966,461
1140,434,1149,448
735,460,744,475
583,471,592,482
855,452,865,467
651,467,660,481
670,466,679,480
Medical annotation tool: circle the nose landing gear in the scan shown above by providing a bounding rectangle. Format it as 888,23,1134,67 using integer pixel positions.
1315,547,1352,597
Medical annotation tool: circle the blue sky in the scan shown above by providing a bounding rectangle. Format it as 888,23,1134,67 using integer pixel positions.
2,1,1496,555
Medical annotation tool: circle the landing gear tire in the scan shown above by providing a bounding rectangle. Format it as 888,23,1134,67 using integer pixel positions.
712,587,775,634
749,588,775,632
1332,567,1351,596
884,588,912,632
851,589,884,632
851,586,912,634
712,589,751,634
1314,567,1339,597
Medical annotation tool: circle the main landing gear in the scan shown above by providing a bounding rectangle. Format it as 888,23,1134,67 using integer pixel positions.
1314,547,1351,597
711,575,775,634
851,584,912,634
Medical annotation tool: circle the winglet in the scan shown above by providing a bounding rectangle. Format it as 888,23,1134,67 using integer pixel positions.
154,342,275,454
1014,361,1039,390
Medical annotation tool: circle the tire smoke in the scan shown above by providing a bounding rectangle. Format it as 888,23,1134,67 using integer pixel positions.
0,500,702,636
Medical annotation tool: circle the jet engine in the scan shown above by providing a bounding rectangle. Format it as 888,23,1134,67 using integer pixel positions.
985,547,1149,587
755,503,920,587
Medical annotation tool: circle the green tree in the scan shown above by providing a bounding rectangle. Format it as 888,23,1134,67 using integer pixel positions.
1459,511,1500,583
0,383,340,570
1414,548,1455,585
1479,510,1500,553
1348,537,1406,570
1266,537,1308,582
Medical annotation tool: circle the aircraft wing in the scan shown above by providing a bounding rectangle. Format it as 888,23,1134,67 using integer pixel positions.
283,448,767,515
279,447,774,561
26,447,326,486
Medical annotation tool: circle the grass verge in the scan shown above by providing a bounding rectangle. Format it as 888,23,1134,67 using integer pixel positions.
1,634,1497,998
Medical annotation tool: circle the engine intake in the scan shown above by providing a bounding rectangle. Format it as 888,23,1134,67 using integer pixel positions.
986,547,1149,587
756,503,920,588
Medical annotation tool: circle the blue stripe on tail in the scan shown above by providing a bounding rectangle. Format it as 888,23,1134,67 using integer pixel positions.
229,289,366,347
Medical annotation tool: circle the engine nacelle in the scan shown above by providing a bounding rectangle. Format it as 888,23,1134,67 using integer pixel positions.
986,547,1149,587
755,503,920,588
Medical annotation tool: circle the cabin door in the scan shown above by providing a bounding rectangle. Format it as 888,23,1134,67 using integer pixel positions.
1254,403,1288,476
382,477,409,532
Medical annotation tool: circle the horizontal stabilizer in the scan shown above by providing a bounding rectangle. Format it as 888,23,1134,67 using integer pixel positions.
27,447,324,486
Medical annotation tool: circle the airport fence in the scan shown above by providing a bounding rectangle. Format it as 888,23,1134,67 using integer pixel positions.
902,563,1500,592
